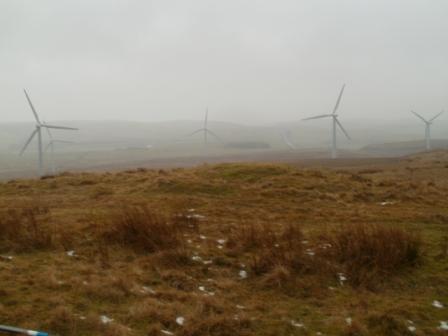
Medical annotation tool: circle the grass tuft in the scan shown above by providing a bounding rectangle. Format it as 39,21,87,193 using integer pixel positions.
101,206,184,253
235,223,309,284
0,206,52,252
324,223,421,287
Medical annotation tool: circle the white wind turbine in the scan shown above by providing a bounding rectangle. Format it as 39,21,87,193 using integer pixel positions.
411,110,444,151
20,89,78,177
189,108,221,144
302,84,350,159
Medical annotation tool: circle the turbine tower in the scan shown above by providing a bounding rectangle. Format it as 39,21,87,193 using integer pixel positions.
302,84,350,159
20,89,78,177
44,123,74,175
411,110,444,151
189,108,221,144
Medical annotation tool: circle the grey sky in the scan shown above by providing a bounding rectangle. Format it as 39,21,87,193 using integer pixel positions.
1,0,447,124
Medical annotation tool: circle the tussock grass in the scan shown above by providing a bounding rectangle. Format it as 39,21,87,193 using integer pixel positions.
233,221,422,289
101,206,184,253
324,223,421,287
237,223,303,253
0,206,52,252
233,223,316,288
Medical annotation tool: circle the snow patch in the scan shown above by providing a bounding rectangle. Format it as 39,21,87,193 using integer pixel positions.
290,320,304,328
100,315,113,324
305,249,315,256
438,321,448,331
66,250,76,257
433,300,444,309
0,255,13,261
198,286,215,296
141,286,156,294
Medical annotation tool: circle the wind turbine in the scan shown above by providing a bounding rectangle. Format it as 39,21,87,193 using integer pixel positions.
302,84,350,159
44,123,75,175
411,110,444,151
189,108,221,144
281,129,296,150
20,89,78,177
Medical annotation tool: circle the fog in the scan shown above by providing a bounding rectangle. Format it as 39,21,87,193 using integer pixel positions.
1,0,448,126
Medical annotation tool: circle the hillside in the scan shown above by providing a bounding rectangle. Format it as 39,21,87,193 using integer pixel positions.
361,139,448,157
0,152,447,335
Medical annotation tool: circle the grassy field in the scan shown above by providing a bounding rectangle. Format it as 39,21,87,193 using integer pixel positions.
0,151,447,335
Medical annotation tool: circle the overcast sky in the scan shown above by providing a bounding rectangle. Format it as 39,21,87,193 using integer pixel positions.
1,0,447,124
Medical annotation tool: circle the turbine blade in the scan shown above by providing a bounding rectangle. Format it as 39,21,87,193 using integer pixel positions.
188,129,205,137
42,121,53,139
302,114,332,121
332,84,346,115
42,124,78,131
411,111,428,123
205,129,222,142
204,108,208,129
20,129,38,155
23,89,41,124
281,130,296,150
44,141,53,152
430,110,444,122
335,118,351,140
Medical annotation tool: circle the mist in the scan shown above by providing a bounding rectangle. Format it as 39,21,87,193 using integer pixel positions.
1,0,447,125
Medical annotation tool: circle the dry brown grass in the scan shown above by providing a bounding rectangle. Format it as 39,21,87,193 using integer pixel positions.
100,206,184,253
44,307,132,336
0,206,52,252
0,153,447,335
230,223,327,290
229,220,423,290
323,223,421,287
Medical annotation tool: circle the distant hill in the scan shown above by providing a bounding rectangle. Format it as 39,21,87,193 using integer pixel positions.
361,139,448,156
1,119,447,154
